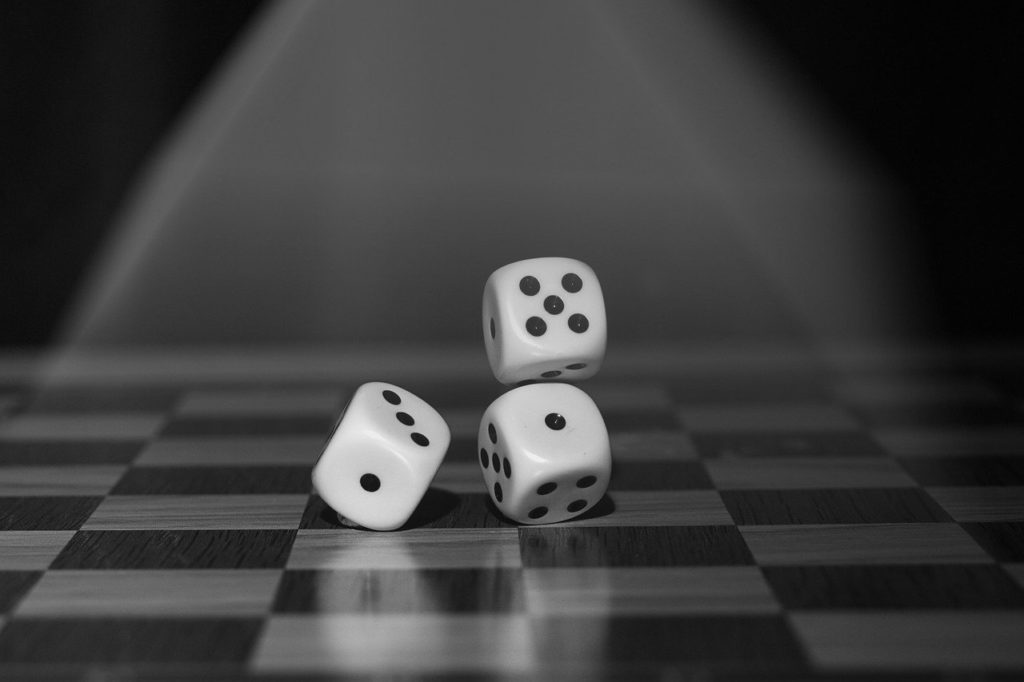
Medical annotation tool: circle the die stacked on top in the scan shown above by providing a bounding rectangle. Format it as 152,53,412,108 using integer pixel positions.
483,257,607,384
478,257,612,524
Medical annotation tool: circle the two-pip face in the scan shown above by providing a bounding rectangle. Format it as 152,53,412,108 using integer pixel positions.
483,257,607,385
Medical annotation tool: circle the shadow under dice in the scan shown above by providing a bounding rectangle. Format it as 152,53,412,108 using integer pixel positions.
483,257,607,385
478,383,611,524
312,382,451,531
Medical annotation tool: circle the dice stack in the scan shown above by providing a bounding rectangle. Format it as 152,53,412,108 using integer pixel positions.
478,257,612,524
311,257,610,530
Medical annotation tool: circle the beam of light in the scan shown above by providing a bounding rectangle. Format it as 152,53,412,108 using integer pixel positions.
59,0,927,351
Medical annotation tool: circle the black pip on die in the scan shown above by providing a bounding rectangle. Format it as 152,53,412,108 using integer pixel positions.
478,383,611,525
483,257,607,385
312,382,451,531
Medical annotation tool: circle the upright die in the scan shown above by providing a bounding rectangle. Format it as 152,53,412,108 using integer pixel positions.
479,383,611,524
312,382,451,531
483,257,607,385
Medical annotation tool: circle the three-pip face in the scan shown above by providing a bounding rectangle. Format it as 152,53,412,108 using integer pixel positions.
483,257,607,385
312,382,451,531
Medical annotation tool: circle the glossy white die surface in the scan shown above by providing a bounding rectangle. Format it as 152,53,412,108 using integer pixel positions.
312,382,451,531
483,257,607,385
478,383,611,525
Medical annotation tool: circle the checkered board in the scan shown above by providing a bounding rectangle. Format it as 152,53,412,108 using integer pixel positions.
1,348,1023,679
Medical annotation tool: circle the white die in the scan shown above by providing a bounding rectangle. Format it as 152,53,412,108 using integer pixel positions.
312,382,451,531
483,257,607,385
478,383,611,524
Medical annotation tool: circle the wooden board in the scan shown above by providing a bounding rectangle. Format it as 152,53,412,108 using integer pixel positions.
0,349,1023,679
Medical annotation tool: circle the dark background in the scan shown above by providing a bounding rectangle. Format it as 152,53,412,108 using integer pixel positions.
1,0,1021,347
